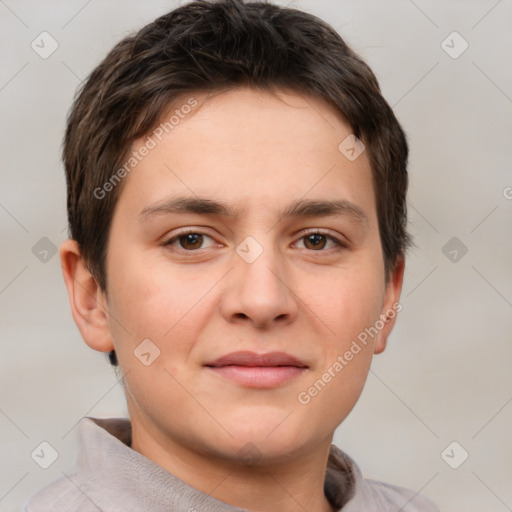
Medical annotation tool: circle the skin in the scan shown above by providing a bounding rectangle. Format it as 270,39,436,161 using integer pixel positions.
61,87,404,512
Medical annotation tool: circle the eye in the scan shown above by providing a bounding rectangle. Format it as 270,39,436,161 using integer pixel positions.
162,229,346,253
163,230,217,251
295,231,346,251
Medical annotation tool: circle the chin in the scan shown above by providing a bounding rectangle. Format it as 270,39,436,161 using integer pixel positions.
211,435,308,467
216,415,318,462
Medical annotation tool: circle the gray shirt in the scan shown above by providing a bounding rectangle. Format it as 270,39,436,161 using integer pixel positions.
24,417,440,511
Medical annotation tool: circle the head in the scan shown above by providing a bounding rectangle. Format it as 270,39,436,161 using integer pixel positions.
61,0,410,465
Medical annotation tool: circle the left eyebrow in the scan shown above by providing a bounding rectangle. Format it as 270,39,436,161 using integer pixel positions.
138,196,369,227
281,198,368,227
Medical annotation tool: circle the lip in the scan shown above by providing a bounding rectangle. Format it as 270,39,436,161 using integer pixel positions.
204,351,308,388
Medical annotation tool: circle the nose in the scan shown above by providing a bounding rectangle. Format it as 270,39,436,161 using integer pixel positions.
220,238,299,329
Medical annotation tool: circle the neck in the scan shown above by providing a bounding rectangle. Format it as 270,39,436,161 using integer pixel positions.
129,414,335,512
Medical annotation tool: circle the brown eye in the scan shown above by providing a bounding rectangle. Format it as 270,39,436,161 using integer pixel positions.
295,231,345,252
303,233,327,250
178,233,203,250
164,231,216,251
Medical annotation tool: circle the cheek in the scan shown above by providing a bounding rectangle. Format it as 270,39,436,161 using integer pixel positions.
306,263,385,345
294,258,385,423
296,277,380,426
107,263,208,416
106,255,213,361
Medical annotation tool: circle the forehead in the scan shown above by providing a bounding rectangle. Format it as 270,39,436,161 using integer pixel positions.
117,87,376,228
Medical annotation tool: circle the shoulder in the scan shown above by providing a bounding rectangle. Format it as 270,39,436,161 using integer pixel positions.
356,478,441,512
23,473,101,512
327,445,440,512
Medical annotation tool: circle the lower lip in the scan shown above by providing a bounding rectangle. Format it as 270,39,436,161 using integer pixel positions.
207,365,306,388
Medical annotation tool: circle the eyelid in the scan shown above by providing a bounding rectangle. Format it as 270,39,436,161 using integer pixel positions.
163,227,348,252
293,228,348,250
162,227,219,249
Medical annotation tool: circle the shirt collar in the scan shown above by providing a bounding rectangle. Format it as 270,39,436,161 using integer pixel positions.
75,416,364,511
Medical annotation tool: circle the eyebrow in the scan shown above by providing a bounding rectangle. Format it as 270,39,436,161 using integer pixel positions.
138,196,368,226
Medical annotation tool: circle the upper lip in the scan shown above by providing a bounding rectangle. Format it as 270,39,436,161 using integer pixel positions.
205,351,308,368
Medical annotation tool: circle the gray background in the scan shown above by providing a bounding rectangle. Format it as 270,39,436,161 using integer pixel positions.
1,1,511,511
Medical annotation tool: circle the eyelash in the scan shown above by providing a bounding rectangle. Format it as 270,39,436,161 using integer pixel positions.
162,228,348,253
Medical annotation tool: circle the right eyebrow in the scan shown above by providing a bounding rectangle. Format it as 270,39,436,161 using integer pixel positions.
138,196,243,221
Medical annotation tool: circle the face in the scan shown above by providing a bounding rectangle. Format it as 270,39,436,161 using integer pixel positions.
91,88,403,463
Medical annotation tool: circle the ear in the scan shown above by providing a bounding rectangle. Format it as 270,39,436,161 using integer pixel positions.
60,239,114,354
373,256,405,355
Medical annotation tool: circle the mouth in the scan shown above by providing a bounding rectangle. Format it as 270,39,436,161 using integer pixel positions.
204,351,309,388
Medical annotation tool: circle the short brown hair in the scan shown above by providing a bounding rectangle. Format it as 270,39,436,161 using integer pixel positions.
63,0,411,364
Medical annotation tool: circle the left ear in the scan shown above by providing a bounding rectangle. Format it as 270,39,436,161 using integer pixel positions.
374,256,405,355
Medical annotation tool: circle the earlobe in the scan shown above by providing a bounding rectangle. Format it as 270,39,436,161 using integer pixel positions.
60,239,114,354
374,257,405,355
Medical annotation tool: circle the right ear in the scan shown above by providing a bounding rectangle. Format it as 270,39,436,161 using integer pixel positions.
60,239,114,354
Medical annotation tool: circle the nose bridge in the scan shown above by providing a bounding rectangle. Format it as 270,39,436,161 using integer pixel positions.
224,233,297,326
